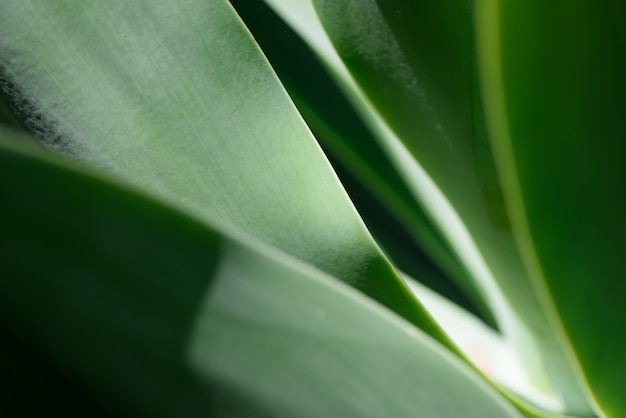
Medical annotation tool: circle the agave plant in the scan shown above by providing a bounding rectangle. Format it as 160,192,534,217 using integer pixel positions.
1,0,624,417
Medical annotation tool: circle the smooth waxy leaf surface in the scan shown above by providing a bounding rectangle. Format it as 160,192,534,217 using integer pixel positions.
0,133,523,418
477,1,626,417
0,0,448,342
229,0,493,324
266,0,590,413
261,0,502,332
406,276,578,416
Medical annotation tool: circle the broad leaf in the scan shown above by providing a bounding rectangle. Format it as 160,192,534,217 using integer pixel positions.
406,276,563,414
229,0,494,325
0,132,523,418
266,0,591,413
477,1,626,417
0,0,445,343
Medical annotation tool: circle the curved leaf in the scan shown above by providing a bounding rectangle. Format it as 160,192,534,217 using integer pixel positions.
261,0,508,341
229,0,494,325
477,1,626,416
406,276,563,414
0,131,523,418
0,0,446,343
268,0,591,413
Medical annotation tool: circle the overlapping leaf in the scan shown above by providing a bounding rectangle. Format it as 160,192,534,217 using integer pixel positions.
477,1,626,417
262,0,592,414
229,0,493,324
0,130,523,417
0,0,448,342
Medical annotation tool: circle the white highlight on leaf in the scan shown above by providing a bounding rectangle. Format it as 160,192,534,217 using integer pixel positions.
407,276,563,412
262,0,566,412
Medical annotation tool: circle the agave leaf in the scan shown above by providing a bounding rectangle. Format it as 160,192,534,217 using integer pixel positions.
477,1,626,417
228,0,494,326
260,0,502,335
0,131,523,418
0,0,450,343
406,275,563,414
0,91,20,127
264,0,592,414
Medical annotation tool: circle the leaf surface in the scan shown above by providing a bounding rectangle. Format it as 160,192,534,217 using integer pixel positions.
265,0,591,413
229,0,493,324
477,1,626,416
0,0,445,342
0,132,523,418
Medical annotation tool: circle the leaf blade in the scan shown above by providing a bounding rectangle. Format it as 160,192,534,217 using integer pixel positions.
477,0,626,416
275,0,591,412
0,130,523,418
0,0,446,343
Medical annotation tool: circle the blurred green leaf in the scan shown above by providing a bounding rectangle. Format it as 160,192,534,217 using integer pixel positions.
0,131,524,418
0,0,451,344
0,88,21,127
0,100,18,126
477,1,626,417
264,0,590,413
1,0,617,415
0,130,226,418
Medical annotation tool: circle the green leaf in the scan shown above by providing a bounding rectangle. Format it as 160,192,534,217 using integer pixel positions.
0,101,18,126
261,0,503,337
229,0,495,327
477,1,626,417
0,129,223,417
0,131,523,418
0,87,21,127
0,0,448,344
268,0,590,413
405,276,562,414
